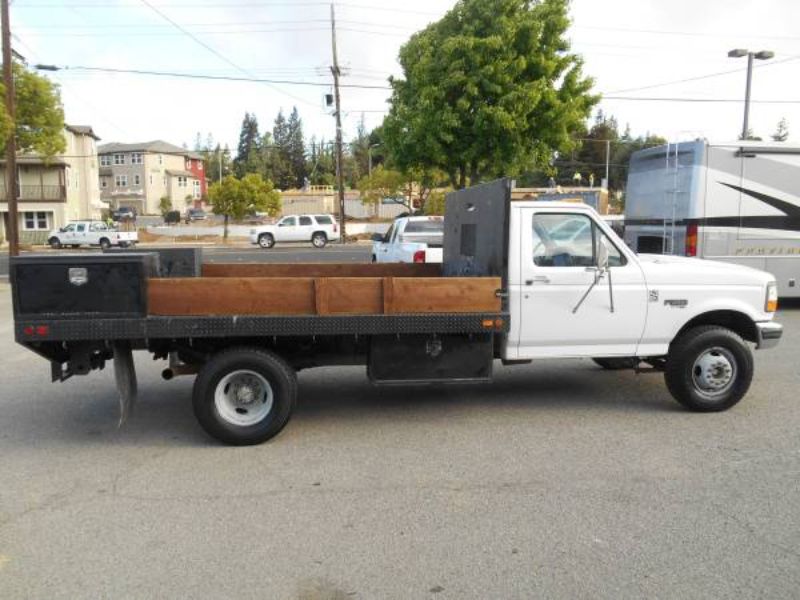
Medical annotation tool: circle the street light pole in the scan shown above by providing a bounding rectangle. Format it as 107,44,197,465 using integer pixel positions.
728,48,774,140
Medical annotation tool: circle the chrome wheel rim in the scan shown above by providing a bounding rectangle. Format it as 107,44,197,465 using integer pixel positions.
214,369,274,426
259,236,272,248
313,236,325,247
692,346,737,399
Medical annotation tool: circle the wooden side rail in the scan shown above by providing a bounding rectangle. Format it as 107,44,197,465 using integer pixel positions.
201,262,442,278
148,276,501,316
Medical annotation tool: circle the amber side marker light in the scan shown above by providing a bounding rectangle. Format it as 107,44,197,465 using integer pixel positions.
766,282,778,312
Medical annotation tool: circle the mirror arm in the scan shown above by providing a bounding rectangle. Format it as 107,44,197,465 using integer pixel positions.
572,270,599,314
607,268,614,313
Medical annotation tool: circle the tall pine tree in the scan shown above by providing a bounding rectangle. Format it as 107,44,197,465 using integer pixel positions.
234,112,262,177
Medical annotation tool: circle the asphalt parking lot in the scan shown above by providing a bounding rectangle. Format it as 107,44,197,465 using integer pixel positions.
0,284,798,599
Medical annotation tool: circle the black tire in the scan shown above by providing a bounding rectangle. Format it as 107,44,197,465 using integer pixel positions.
258,233,274,249
371,255,377,263
99,237,111,250
664,325,753,412
49,237,62,249
311,232,327,248
592,357,639,370
192,347,297,445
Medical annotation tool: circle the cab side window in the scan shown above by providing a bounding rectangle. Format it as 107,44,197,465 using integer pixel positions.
280,217,296,227
299,216,312,226
532,214,626,267
76,224,86,233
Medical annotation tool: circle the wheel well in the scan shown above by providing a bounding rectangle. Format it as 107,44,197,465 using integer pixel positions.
259,232,273,238
312,230,327,238
676,310,758,344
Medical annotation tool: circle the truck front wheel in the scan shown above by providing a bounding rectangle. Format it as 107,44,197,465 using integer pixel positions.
664,326,753,412
99,237,111,250
49,237,62,249
192,348,297,445
258,233,274,249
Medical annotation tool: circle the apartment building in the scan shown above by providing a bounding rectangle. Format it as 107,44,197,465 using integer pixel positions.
0,124,104,245
98,141,206,214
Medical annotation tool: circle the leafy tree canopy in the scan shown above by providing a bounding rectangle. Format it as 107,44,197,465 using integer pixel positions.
383,0,597,188
0,63,66,157
208,173,281,239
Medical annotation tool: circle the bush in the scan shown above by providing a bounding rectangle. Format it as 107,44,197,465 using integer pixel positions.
164,210,181,224
159,196,172,217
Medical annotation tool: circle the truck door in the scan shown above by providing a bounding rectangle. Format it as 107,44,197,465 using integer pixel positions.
297,215,315,242
514,209,648,358
277,216,299,241
74,222,88,245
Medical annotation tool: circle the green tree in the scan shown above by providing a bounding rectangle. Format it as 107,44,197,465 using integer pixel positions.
383,0,597,188
233,112,261,177
0,63,66,157
357,165,411,211
286,107,307,189
158,196,172,217
208,173,280,240
772,117,789,142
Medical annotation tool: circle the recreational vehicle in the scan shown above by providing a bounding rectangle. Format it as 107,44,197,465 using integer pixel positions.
624,140,800,297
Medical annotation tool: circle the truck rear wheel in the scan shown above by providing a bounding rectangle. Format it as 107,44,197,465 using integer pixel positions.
192,348,297,445
311,232,327,248
664,326,753,412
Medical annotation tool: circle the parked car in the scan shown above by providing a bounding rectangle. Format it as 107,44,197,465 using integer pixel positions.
111,207,137,222
250,214,340,249
186,208,207,223
372,216,444,263
47,220,138,249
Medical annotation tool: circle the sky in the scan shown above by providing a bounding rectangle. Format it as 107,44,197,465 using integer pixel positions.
9,0,800,151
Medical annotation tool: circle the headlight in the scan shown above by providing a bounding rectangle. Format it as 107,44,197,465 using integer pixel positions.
765,281,778,312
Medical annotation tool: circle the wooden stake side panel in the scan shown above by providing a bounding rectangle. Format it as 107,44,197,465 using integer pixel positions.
390,277,502,313
148,278,316,316
202,262,441,279
148,276,501,316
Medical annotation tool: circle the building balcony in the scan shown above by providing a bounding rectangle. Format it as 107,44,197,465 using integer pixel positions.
0,184,67,202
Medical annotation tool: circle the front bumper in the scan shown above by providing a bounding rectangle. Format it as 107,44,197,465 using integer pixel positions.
756,321,783,349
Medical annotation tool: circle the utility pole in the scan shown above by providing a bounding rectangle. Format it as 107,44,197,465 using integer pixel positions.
2,0,18,256
330,2,346,242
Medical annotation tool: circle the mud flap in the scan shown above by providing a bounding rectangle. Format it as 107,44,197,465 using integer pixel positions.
113,342,137,427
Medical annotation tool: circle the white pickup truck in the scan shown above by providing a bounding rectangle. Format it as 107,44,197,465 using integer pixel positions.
47,220,138,249
371,216,444,263
11,179,783,445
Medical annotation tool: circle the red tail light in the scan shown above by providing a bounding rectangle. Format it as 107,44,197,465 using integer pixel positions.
333,223,338,233
685,223,698,257
413,250,426,263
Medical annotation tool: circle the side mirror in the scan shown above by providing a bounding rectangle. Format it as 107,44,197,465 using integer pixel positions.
59,227,66,232
371,233,384,242
597,238,610,272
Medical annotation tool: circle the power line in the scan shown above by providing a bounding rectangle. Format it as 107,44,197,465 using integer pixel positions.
573,24,800,43
607,54,800,94
42,64,393,89
604,96,800,104
135,0,320,108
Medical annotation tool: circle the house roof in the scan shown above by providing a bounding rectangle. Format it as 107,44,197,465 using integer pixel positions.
0,155,67,166
98,140,193,156
66,124,101,140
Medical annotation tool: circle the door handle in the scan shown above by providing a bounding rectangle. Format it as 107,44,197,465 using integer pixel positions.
526,276,550,285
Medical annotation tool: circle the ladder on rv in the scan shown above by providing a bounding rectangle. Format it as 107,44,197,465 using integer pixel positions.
662,142,680,255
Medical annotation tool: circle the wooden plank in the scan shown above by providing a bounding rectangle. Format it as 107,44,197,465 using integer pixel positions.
314,278,330,315
148,277,316,316
325,278,384,314
202,262,441,278
390,277,501,313
382,277,395,314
